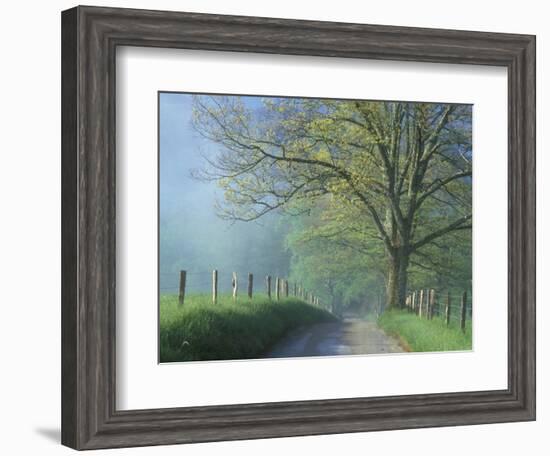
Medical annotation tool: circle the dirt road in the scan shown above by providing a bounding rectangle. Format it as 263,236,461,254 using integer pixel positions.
266,319,405,358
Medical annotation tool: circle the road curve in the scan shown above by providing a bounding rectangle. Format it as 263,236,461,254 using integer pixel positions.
266,319,405,358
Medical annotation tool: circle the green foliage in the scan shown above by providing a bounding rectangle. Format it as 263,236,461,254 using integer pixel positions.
159,294,337,362
378,309,472,352
285,196,387,315
407,228,472,296
192,95,473,310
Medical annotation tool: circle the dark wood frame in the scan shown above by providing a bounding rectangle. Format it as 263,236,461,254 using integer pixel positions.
61,5,536,450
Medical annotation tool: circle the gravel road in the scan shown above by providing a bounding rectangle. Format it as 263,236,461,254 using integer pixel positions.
266,319,405,358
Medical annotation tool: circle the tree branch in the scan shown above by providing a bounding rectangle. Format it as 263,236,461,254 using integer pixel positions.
411,215,472,252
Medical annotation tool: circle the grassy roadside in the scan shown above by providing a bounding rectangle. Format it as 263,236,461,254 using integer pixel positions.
160,294,337,362
377,309,472,352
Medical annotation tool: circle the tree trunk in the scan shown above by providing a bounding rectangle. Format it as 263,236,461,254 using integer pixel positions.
386,249,409,309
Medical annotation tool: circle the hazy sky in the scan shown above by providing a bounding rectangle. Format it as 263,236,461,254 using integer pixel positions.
159,93,290,294
159,93,213,223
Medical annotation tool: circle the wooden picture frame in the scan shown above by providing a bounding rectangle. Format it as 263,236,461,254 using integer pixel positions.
61,5,536,450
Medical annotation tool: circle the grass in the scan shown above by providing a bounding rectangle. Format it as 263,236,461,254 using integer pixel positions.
377,309,472,352
160,293,337,362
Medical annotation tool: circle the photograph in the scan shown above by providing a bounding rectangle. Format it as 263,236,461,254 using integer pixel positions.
50,3,537,452
158,93,473,363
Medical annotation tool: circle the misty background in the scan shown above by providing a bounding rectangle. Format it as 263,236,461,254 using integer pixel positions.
159,93,291,294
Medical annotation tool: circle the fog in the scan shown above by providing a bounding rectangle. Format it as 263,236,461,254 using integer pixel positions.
159,93,291,294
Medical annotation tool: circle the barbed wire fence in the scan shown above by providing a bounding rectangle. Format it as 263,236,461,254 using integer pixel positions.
161,269,322,308
402,288,472,332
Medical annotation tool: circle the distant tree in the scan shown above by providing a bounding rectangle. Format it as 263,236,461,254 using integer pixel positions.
192,96,472,309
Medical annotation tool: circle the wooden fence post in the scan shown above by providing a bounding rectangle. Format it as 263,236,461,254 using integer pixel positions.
266,275,271,299
178,270,186,306
445,292,451,326
276,277,280,300
212,269,218,304
429,289,435,320
248,273,253,299
425,289,429,318
232,272,238,300
460,290,467,332
425,289,430,318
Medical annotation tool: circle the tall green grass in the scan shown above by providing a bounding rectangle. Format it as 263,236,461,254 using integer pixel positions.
160,294,337,362
377,309,472,352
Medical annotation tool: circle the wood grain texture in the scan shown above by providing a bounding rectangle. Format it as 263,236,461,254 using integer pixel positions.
61,5,536,450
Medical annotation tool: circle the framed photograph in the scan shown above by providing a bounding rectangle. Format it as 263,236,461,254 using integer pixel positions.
61,5,536,450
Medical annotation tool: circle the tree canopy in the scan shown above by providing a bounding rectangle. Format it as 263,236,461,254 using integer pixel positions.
192,95,472,309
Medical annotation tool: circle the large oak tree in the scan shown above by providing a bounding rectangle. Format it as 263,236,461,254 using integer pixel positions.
192,96,472,309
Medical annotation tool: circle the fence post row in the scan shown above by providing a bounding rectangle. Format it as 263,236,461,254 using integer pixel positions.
174,270,325,308
405,288,469,332
178,270,186,306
